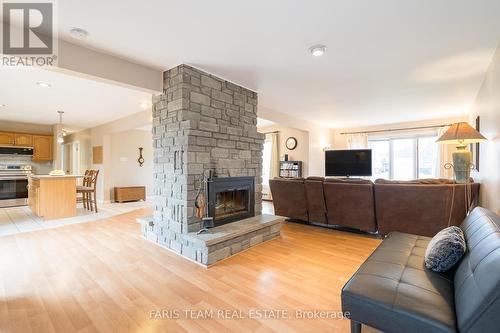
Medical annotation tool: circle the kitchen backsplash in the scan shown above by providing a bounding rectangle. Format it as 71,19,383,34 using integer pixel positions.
0,155,53,174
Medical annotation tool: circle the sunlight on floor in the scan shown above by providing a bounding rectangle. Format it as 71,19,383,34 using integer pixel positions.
262,200,274,215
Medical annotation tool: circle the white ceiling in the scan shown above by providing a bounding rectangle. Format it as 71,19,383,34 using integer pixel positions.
256,118,276,128
54,0,500,128
2,1,499,129
0,67,152,129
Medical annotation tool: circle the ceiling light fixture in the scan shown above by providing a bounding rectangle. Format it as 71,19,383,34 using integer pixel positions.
0,104,6,108
309,44,326,57
36,81,51,88
69,27,89,40
140,102,151,108
57,111,65,144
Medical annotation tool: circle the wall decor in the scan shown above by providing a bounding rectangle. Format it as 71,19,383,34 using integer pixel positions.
138,147,145,167
285,137,297,150
92,146,103,164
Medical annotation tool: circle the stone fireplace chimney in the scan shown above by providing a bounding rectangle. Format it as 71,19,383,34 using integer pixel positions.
143,64,267,264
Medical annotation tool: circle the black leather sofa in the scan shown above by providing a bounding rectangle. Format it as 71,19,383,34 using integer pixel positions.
342,206,500,333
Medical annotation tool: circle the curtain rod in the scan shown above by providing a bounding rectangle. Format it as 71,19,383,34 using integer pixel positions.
340,124,451,135
262,130,279,134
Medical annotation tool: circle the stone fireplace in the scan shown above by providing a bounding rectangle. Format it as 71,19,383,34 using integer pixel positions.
141,64,282,266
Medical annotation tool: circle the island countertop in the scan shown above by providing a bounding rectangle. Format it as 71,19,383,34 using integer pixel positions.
30,175,83,179
28,176,79,219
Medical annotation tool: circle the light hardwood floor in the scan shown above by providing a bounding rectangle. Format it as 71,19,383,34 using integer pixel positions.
0,208,381,333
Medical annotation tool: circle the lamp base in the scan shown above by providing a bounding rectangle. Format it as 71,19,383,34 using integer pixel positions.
452,149,471,183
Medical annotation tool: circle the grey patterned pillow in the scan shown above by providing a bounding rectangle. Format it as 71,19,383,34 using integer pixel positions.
425,226,466,272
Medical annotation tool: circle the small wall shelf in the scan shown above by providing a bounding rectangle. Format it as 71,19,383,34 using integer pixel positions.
279,161,302,178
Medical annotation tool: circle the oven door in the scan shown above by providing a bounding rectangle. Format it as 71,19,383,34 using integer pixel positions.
0,177,28,207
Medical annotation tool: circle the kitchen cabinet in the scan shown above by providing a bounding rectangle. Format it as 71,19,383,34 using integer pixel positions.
0,132,15,145
14,133,33,147
0,131,53,161
32,135,53,161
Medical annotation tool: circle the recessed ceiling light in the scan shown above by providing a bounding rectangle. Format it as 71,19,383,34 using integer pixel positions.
309,44,326,57
36,81,51,88
70,27,89,40
140,102,151,108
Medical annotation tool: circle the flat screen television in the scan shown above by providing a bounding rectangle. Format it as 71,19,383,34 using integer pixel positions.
325,149,372,177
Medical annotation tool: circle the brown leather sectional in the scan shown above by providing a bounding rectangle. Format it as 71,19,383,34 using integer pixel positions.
269,177,479,236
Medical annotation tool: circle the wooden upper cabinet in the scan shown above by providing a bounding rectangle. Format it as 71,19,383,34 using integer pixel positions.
32,135,53,161
14,133,33,147
0,132,15,145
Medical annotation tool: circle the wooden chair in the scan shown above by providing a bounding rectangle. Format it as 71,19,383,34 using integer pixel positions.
77,170,99,213
77,170,91,209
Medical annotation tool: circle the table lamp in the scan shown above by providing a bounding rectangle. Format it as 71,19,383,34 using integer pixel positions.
436,122,486,183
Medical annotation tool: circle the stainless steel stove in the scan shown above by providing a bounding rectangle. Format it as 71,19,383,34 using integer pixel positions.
0,164,33,208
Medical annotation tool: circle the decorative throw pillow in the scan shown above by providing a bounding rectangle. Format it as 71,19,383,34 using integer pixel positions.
425,226,466,272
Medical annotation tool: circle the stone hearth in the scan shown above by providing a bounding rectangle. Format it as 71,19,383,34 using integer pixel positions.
142,64,282,266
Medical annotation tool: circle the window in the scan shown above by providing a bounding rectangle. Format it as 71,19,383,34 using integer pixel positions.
370,140,389,179
417,137,438,179
369,135,438,180
262,139,272,186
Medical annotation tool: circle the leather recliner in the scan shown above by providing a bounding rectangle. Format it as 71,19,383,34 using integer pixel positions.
323,178,377,232
304,177,327,224
269,178,308,221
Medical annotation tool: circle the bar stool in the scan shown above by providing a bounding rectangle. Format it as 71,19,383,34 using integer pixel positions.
77,170,99,213
77,170,91,209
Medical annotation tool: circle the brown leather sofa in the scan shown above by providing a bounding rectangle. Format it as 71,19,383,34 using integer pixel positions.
374,179,480,236
268,178,308,221
304,177,327,224
323,179,377,232
269,177,479,236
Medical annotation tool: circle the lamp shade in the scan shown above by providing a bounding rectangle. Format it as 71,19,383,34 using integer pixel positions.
436,122,486,145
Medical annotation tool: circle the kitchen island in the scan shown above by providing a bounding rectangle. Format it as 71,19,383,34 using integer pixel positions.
28,175,80,220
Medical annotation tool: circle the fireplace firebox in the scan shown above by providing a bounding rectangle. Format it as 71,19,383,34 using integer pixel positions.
207,176,255,227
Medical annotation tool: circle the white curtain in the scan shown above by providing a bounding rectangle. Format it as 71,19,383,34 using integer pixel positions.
347,133,368,149
269,133,279,179
437,125,453,179
262,132,279,200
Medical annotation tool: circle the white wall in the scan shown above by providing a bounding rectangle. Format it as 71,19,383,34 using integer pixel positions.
258,106,335,176
258,124,309,176
66,110,153,202
65,129,92,173
470,44,500,214
109,130,154,199
53,39,162,93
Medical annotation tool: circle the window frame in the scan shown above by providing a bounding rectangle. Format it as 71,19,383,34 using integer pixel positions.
368,134,438,180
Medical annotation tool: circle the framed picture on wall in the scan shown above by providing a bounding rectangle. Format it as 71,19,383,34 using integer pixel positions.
469,116,480,172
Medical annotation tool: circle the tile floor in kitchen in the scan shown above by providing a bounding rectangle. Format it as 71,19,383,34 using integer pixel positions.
0,200,275,237
0,200,152,237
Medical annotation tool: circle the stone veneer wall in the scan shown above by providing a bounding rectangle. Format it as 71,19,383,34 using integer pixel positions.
146,64,264,263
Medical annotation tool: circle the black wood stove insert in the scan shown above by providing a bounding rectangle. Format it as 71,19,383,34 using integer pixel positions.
207,176,255,227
